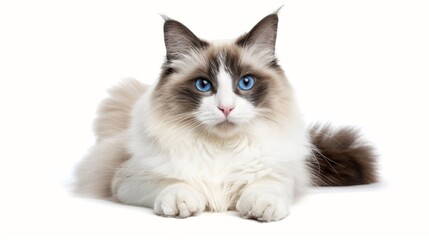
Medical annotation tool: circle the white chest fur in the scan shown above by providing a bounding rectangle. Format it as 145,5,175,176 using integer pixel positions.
115,93,311,212
120,126,309,211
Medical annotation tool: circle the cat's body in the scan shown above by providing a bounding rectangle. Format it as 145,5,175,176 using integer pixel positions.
75,12,377,221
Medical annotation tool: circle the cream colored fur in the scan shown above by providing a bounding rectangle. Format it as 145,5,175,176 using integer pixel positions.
75,79,147,198
94,78,147,141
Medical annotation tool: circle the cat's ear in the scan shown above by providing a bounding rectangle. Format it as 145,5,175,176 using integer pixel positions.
163,19,208,60
236,13,278,55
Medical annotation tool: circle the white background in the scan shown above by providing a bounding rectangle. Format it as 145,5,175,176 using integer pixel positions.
1,0,428,239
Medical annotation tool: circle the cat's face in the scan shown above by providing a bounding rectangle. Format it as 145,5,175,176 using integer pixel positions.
152,14,293,138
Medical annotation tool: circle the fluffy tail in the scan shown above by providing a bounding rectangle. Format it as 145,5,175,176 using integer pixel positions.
308,123,378,186
75,79,147,198
93,78,147,141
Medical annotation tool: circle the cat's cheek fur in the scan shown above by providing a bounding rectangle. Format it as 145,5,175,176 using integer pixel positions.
227,96,257,123
195,95,257,126
194,95,225,125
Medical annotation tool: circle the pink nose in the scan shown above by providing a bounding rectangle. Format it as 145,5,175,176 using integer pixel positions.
218,106,234,117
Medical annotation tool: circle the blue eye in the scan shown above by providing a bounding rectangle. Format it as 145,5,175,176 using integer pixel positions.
195,78,212,92
238,75,255,91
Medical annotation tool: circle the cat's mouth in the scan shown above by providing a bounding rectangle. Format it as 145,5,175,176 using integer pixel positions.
210,120,241,137
215,120,237,128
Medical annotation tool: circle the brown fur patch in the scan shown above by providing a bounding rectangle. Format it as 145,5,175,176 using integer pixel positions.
309,123,378,186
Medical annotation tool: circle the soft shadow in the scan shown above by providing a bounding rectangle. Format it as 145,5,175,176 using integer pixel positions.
309,182,387,194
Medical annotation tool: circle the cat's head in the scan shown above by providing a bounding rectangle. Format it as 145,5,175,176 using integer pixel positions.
151,13,295,139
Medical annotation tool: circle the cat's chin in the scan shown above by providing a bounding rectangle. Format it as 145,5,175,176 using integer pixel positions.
215,120,236,129
208,121,241,138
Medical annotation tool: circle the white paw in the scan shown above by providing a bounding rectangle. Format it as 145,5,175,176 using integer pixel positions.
154,184,205,218
236,192,290,222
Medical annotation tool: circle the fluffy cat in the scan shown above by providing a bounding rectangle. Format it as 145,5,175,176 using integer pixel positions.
75,12,377,222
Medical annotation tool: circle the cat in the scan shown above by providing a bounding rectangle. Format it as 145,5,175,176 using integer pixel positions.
75,12,377,222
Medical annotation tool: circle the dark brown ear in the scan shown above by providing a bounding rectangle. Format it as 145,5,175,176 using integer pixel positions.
236,13,279,55
163,19,208,60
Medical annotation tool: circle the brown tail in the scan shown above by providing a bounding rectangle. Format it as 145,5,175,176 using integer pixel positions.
93,78,147,141
308,123,378,186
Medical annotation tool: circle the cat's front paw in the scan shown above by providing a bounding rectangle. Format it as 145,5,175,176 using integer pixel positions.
236,192,290,222
154,184,205,218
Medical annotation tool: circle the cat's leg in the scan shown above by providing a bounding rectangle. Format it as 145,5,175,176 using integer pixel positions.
235,178,293,222
113,172,206,218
